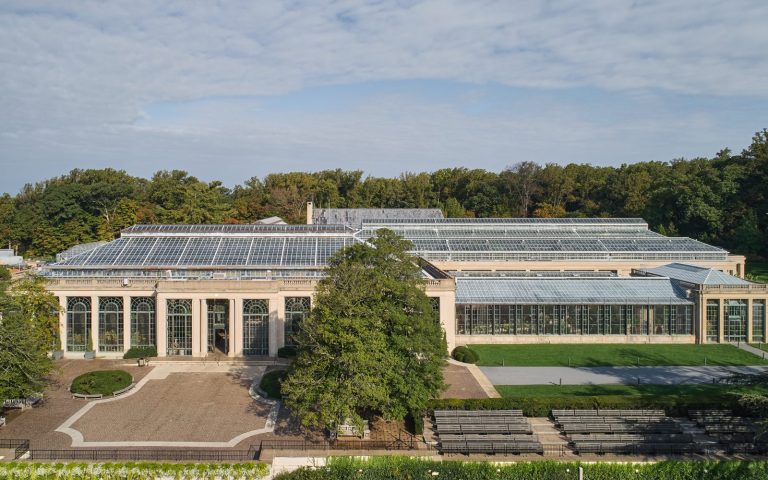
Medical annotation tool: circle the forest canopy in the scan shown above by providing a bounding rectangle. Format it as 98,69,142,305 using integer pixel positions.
1,129,766,260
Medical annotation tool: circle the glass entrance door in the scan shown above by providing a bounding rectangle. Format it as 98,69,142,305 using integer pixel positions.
207,299,229,355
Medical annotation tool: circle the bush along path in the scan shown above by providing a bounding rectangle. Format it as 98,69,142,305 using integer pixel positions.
0,462,269,480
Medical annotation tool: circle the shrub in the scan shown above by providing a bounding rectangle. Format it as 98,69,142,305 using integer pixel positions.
70,370,132,395
124,346,158,359
260,369,287,399
451,346,478,364
278,346,297,358
406,411,424,435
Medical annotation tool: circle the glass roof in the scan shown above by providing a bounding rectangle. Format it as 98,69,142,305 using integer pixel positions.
122,224,350,235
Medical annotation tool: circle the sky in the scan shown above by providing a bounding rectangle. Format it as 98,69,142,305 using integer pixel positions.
1,0,767,195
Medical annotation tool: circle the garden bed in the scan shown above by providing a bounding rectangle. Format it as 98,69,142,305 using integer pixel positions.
70,370,133,396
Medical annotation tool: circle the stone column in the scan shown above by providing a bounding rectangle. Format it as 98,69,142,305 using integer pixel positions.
58,296,67,351
90,295,99,353
233,298,244,357
747,298,754,344
200,299,208,356
228,298,236,357
277,295,286,349
268,295,279,357
156,296,167,357
718,299,725,344
122,296,131,353
191,297,202,357
698,292,706,344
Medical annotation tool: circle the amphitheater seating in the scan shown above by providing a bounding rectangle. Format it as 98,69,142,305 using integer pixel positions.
552,409,696,455
433,409,543,455
689,409,767,453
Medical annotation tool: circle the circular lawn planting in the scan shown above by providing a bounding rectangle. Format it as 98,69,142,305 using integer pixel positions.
70,370,132,396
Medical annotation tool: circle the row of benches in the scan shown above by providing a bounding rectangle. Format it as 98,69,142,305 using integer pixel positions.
440,441,544,454
434,410,542,455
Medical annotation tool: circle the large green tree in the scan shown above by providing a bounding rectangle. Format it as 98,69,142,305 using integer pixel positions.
280,229,447,433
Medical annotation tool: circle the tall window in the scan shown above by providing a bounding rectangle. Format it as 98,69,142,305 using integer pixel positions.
167,299,192,356
706,300,720,342
284,297,310,347
98,297,123,352
629,305,648,335
652,305,669,335
671,305,693,335
243,299,269,356
67,297,91,352
725,299,748,342
754,301,765,342
429,297,441,324
584,305,600,335
608,305,624,335
130,297,155,348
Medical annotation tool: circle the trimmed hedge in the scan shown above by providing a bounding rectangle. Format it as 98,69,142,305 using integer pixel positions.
278,346,297,358
260,369,287,399
276,457,768,480
123,346,158,359
70,370,132,396
0,462,269,479
451,346,478,364
429,393,747,417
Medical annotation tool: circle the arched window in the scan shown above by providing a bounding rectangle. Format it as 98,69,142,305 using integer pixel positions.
167,299,192,356
67,297,91,352
284,297,310,347
243,299,269,356
130,297,155,348
99,297,123,352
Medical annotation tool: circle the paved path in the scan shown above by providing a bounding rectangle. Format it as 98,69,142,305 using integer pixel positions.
733,341,768,360
480,365,768,385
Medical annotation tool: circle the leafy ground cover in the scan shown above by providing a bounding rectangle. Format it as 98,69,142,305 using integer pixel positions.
496,383,768,398
747,262,768,283
259,369,287,399
0,462,268,480
69,370,132,395
469,344,767,366
276,457,768,480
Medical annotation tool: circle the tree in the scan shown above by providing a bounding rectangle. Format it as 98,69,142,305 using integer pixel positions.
0,274,57,403
280,229,447,434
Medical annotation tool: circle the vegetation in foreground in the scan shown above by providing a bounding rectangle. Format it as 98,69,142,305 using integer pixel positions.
496,383,768,398
259,369,287,399
0,462,268,480
276,457,768,480
70,370,132,395
281,230,447,433
747,262,768,283
469,343,768,367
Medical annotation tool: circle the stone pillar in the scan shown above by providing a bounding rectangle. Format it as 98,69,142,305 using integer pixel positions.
228,298,236,357
748,298,754,344
268,295,279,357
200,299,208,356
718,299,725,344
233,298,243,357
90,295,99,353
122,296,131,352
59,296,67,351
156,296,167,357
698,292,706,344
277,295,286,349
191,297,202,357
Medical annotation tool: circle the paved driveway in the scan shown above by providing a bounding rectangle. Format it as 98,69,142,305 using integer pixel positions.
480,365,768,385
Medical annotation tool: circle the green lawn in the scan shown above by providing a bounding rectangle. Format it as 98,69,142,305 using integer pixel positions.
70,370,132,395
750,343,768,353
468,343,768,366
496,383,768,398
747,261,768,283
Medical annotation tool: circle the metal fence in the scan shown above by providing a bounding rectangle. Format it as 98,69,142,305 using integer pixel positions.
28,448,258,462
0,438,30,459
260,438,423,452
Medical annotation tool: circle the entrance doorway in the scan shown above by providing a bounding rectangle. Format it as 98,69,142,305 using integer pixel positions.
207,299,230,355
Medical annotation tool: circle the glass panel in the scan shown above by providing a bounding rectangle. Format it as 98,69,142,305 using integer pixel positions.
707,300,720,342
207,299,229,354
98,297,123,352
651,305,668,335
609,305,624,335
167,299,192,356
67,297,91,352
429,297,440,324
629,305,648,335
130,297,155,347
284,297,310,347
725,299,748,342
243,299,269,356
754,300,765,342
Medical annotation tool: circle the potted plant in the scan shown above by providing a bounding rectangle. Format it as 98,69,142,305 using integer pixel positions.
84,334,95,360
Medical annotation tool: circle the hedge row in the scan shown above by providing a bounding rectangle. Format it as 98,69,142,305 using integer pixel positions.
123,346,157,359
0,462,269,480
428,393,745,417
276,458,768,480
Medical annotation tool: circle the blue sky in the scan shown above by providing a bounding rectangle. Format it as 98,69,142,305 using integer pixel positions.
1,0,767,194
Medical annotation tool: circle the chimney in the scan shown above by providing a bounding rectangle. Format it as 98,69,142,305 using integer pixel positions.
307,202,314,224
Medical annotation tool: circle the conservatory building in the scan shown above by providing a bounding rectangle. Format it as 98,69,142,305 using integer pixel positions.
43,204,767,358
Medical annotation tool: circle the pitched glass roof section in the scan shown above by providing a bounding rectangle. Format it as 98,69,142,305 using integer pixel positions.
313,208,444,228
637,263,751,286
122,224,350,235
456,277,693,305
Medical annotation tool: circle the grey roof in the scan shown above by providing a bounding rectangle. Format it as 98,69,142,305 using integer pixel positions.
55,241,108,262
363,217,648,225
638,263,751,286
455,277,692,305
313,208,443,227
122,224,350,235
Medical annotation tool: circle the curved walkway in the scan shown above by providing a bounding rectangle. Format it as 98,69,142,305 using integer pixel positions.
480,365,768,385
56,363,279,448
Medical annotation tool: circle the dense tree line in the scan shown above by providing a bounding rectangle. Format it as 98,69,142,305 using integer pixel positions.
0,129,766,259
